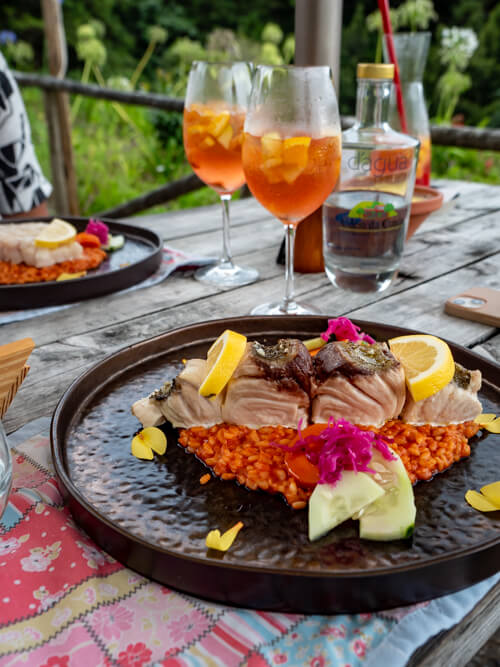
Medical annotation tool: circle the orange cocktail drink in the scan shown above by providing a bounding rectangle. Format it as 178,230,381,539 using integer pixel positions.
183,102,246,195
242,131,341,224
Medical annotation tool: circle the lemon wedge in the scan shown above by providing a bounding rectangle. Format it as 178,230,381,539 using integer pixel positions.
34,218,77,248
389,334,455,402
199,329,247,398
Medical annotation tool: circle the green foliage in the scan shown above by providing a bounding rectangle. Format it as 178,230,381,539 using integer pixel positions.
2,40,34,70
261,23,283,46
432,146,500,184
367,0,437,34
3,0,499,217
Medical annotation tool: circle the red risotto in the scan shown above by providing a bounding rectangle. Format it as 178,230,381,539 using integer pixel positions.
178,421,481,508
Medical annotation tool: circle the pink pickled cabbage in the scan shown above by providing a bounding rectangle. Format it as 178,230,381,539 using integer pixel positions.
293,419,395,486
85,219,109,245
320,317,375,344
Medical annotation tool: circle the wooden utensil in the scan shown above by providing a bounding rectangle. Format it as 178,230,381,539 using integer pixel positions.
0,338,35,419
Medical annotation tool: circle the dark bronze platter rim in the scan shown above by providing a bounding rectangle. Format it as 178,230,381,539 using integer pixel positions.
0,216,162,309
51,316,500,612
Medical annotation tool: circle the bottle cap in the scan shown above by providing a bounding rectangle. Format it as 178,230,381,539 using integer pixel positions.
357,63,395,80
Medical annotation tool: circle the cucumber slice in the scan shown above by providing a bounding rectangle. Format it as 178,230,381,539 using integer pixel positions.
359,449,416,541
104,234,125,252
308,471,385,541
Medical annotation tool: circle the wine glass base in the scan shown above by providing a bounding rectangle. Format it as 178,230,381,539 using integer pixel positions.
194,262,259,289
250,300,320,316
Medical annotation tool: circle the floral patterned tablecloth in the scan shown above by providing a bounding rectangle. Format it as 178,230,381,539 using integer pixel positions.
0,424,498,667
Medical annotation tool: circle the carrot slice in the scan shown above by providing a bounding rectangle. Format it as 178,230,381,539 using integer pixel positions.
76,232,101,248
293,423,329,444
285,451,320,487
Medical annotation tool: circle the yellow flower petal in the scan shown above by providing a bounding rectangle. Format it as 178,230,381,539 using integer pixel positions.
465,489,500,512
141,427,167,455
56,271,87,281
206,521,244,551
484,417,500,434
474,413,496,425
131,435,154,460
480,481,500,507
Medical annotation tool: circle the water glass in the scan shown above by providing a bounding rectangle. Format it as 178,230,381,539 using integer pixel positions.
0,421,12,520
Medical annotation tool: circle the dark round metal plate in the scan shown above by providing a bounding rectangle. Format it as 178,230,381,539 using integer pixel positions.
0,216,162,309
51,316,500,613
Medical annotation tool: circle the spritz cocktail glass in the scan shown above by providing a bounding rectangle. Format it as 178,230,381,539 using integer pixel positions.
183,61,259,288
242,65,341,314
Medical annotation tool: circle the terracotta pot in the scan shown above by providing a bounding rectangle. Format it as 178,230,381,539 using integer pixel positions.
407,185,444,239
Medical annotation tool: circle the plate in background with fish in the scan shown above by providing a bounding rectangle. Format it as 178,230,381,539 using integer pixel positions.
50,316,500,613
0,216,162,309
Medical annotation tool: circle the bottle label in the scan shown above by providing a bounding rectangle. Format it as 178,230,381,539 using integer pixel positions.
335,200,402,232
347,149,412,177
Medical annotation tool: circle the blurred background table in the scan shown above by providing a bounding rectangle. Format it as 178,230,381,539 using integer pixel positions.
2,178,500,665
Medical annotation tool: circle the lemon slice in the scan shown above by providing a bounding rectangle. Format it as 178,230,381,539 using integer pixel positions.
389,334,455,402
34,218,77,248
199,329,247,398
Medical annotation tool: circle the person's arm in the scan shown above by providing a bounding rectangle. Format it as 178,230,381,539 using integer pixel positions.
0,51,53,219
2,201,49,220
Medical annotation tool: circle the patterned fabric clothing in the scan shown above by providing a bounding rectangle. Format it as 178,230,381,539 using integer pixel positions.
0,51,52,217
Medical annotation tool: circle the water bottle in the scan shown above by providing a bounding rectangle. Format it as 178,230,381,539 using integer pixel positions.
323,63,418,293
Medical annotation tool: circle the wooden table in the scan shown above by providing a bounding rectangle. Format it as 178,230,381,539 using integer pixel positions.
2,178,500,665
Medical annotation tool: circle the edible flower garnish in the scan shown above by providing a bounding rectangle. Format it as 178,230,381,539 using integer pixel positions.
276,419,395,487
465,481,500,512
56,271,87,281
320,317,375,345
131,427,167,460
474,413,500,433
206,521,244,551
85,219,109,246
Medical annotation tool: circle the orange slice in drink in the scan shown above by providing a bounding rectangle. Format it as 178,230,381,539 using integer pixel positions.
200,135,216,149
281,137,311,184
229,133,243,150
217,124,233,149
261,132,283,159
283,137,311,167
209,111,230,136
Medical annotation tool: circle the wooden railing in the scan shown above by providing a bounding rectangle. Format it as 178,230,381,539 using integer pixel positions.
15,71,500,219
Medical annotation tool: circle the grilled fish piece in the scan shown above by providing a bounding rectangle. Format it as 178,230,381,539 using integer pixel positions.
401,363,482,425
311,341,406,427
0,223,84,268
221,339,313,429
156,359,224,428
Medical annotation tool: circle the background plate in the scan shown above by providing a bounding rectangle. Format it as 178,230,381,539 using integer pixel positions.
51,316,500,613
0,216,162,309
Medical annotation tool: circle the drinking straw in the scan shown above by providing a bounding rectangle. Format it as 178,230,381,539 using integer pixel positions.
377,0,408,133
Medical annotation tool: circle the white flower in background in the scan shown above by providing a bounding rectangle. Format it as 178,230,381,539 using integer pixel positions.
440,27,479,71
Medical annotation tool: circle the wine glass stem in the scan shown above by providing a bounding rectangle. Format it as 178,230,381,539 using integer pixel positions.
283,223,296,311
220,193,234,267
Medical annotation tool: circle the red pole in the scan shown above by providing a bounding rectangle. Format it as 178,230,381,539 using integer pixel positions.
377,0,408,133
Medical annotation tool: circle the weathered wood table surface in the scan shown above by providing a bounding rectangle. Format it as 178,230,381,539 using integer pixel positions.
2,178,500,665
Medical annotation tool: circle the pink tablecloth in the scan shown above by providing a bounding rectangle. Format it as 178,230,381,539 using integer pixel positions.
0,427,498,667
